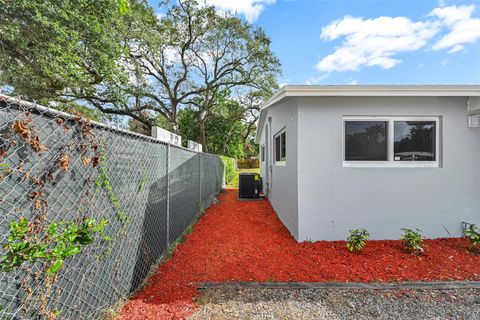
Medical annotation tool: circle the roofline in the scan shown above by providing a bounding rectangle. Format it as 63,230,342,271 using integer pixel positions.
254,85,480,143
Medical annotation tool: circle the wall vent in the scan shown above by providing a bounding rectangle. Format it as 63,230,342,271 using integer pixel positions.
468,115,480,128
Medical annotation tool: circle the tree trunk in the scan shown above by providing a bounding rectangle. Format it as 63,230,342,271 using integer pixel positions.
171,109,179,134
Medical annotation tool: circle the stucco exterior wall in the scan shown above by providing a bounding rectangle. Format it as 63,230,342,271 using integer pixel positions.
259,98,299,239
295,96,480,241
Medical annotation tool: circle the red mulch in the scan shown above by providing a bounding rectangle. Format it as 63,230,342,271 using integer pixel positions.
119,189,480,320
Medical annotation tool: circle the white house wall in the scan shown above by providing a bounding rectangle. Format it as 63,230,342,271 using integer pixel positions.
259,98,299,239
297,96,480,241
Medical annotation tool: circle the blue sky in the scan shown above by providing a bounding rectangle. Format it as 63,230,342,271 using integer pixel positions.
149,0,480,85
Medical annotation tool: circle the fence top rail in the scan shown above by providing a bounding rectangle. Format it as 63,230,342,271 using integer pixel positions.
0,94,218,156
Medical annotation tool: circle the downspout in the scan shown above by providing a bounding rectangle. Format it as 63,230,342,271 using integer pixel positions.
266,116,272,198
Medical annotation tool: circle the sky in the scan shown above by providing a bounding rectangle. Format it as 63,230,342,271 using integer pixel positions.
149,0,480,85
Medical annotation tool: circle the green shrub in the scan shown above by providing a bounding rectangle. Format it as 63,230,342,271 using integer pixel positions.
401,228,424,253
220,156,236,185
465,225,480,253
346,229,369,253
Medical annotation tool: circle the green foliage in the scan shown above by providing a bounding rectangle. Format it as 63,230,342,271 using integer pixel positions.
0,162,11,172
197,201,205,215
118,0,128,14
0,0,134,101
465,226,480,252
138,173,148,193
0,217,109,274
55,102,110,122
401,228,424,253
1,0,280,159
346,229,370,253
220,156,236,185
96,144,127,222
176,92,264,158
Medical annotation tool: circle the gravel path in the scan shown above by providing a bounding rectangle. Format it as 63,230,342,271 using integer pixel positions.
190,288,480,320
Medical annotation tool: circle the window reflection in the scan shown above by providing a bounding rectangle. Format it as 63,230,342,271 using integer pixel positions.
345,121,387,161
394,121,435,161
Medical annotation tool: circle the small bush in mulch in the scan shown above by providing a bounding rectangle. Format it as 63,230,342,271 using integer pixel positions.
119,190,480,320
465,226,480,253
401,228,424,254
346,229,369,253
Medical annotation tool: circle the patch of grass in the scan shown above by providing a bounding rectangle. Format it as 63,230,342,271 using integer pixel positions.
226,168,260,189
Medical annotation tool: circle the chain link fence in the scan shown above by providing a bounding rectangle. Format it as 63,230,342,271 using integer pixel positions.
0,95,224,319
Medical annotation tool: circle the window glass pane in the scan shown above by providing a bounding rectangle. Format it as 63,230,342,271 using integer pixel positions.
345,121,387,161
281,132,286,161
394,121,435,161
275,135,281,161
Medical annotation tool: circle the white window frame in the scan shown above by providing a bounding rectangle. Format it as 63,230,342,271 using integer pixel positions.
261,144,266,163
342,116,440,168
274,128,286,166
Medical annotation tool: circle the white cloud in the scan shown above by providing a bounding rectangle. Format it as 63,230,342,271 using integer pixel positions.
316,16,440,72
349,79,358,85
431,5,480,52
441,58,450,66
205,0,276,22
279,77,290,87
447,44,464,53
305,74,329,85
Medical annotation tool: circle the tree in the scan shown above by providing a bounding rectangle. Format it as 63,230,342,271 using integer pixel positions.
99,0,220,132
92,0,280,145
0,0,134,102
175,95,260,159
1,0,281,158
178,1,281,151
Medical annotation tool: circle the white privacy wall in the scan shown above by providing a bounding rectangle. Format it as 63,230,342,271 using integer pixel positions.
296,96,480,241
259,98,299,239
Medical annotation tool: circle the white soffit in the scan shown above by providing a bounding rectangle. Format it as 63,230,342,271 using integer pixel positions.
255,85,480,143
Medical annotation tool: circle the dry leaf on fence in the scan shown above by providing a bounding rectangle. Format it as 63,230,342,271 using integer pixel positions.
31,176,45,187
13,120,31,140
21,171,30,182
31,136,48,153
92,156,100,167
82,157,91,166
34,200,42,211
0,149,7,158
58,154,70,171
56,118,64,126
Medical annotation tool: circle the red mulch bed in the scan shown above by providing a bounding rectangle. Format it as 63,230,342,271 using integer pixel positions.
119,189,480,319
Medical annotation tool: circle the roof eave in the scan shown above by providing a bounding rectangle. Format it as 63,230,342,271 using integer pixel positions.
254,85,480,144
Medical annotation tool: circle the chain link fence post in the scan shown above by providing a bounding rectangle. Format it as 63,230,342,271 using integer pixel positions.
199,153,202,204
166,143,170,247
